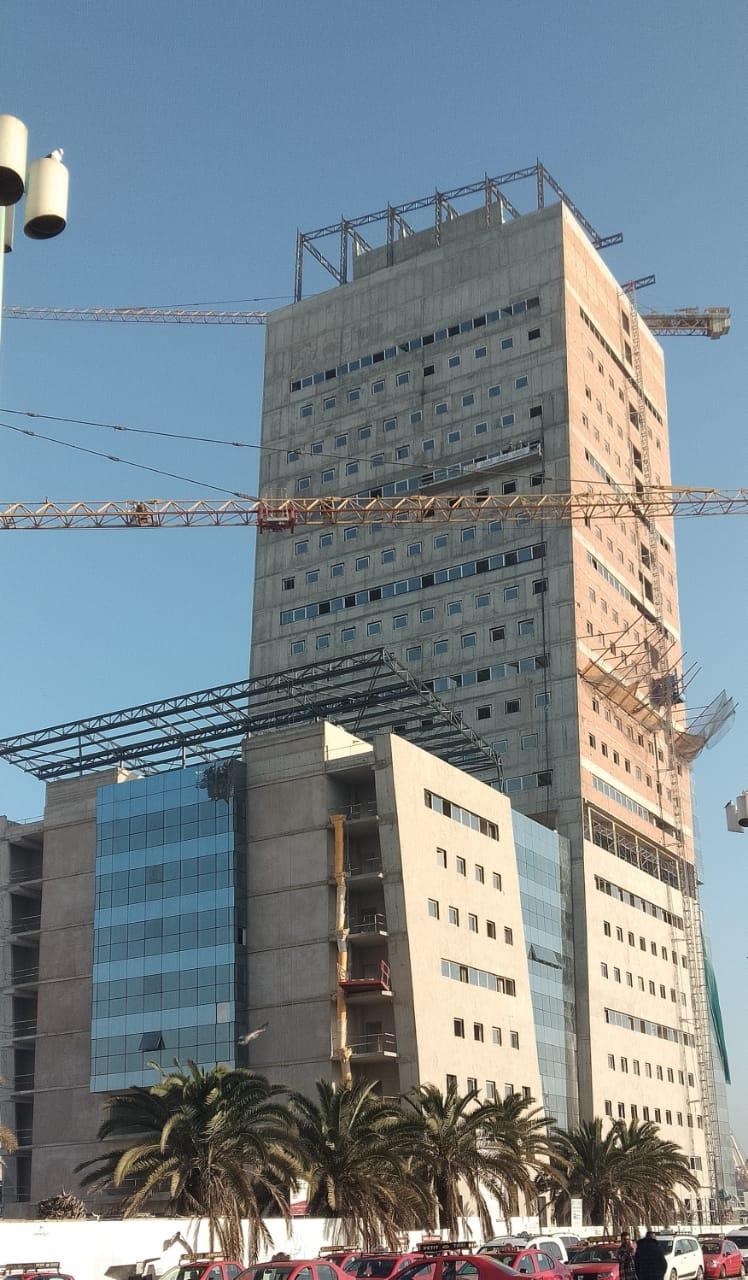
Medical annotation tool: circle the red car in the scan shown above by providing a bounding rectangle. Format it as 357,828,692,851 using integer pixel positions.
345,1258,424,1279
700,1241,744,1279
4,1266,75,1280
398,1252,528,1280
478,1248,571,1280
566,1244,622,1280
177,1260,244,1280
239,1261,349,1280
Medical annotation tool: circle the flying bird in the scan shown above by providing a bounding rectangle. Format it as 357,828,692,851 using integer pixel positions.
238,1021,268,1045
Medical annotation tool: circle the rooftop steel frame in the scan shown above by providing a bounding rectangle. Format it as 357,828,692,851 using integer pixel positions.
294,159,623,301
0,649,501,784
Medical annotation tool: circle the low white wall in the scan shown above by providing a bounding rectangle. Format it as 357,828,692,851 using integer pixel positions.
0,1214,542,1280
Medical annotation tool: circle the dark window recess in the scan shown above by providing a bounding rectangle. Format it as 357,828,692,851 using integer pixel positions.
530,474,544,487
503,481,517,495
537,771,553,787
529,405,543,418
527,296,540,309
424,364,435,377
528,328,541,340
282,577,295,590
139,1032,165,1051
373,350,384,363
473,314,487,327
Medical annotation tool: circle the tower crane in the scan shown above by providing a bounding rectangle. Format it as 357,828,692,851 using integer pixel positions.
0,302,732,337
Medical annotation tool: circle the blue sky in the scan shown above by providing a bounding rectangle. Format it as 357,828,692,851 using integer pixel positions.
1,1,746,1146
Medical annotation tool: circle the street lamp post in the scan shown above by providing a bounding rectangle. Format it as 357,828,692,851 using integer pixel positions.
0,113,70,347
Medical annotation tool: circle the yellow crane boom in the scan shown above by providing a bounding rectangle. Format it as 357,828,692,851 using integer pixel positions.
0,489,745,530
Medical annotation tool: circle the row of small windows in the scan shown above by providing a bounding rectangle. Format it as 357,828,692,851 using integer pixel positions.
298,371,533,421
595,873,684,931
602,918,689,968
289,522,538,563
280,542,547,625
424,788,499,840
604,1100,701,1134
441,956,516,996
453,1017,521,1048
591,773,672,835
428,898,514,944
579,305,663,425
503,769,553,793
605,1005,696,1048
435,847,503,890
607,1054,695,1088
427,653,548,691
296,436,543,494
289,295,540,392
601,962,685,1006
588,733,666,795
446,1074,532,1102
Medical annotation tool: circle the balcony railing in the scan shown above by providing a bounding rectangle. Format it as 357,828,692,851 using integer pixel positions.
346,855,383,878
9,965,39,986
12,1073,35,1092
8,865,43,884
14,1128,33,1147
337,801,378,820
348,913,387,936
338,960,392,993
10,1018,38,1038
349,1032,398,1058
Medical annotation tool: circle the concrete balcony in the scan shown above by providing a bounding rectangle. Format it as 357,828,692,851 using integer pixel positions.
9,913,41,938
348,912,388,944
348,1031,398,1062
10,1017,37,1041
346,854,383,887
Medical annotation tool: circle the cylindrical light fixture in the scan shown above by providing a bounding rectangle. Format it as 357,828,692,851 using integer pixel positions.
24,151,69,240
3,204,14,254
0,114,29,206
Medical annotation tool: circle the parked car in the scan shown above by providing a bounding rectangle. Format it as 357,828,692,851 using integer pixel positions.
724,1240,748,1269
480,1239,571,1265
175,1261,243,1280
239,1262,348,1280
478,1246,571,1280
699,1240,744,1279
345,1257,423,1279
319,1254,363,1271
397,1252,520,1280
655,1237,704,1280
3,1265,75,1280
566,1242,621,1280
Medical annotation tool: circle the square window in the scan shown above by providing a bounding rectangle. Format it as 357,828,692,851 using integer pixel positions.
367,620,381,636
461,632,477,649
422,437,435,452
476,705,492,721
518,618,534,636
501,337,513,350
456,857,466,876
521,733,538,750
345,461,359,476
475,421,488,435
311,440,324,455
473,1020,483,1040
384,416,397,432
510,1030,519,1048
505,699,521,714
501,413,515,427
406,644,422,662
287,448,300,463
300,404,313,419
436,846,447,867
475,864,485,883
372,379,385,394
322,468,335,483
447,429,461,443
532,578,547,595
468,1077,478,1093
489,384,501,398
410,410,423,425
290,639,305,656
428,898,439,918
448,905,459,926
335,433,348,448
490,625,505,642
535,692,551,708
435,402,449,416
348,388,360,403
424,363,435,377
355,555,370,571
433,638,449,655
493,737,509,753
331,562,344,577
282,576,295,591
475,345,487,359
468,914,478,933
316,633,330,650
446,600,462,616
502,480,517,495
358,424,372,440
381,547,396,564
344,527,358,541
396,371,410,386
371,452,385,466
420,606,435,623
528,328,540,341
504,585,519,602
341,626,355,642
462,393,475,408
486,919,496,939
475,593,490,608
407,541,422,557
395,445,410,460
448,355,461,369
434,533,448,548
306,569,319,584
454,1017,465,1038
320,532,333,548
295,539,309,556
461,526,476,541
323,395,336,410
393,613,407,630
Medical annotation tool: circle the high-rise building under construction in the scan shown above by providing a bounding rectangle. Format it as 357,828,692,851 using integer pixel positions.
251,188,732,1214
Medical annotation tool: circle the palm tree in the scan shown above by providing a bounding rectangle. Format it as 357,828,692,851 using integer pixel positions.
543,1117,698,1231
77,1062,297,1260
0,1077,18,1168
289,1078,431,1248
405,1081,549,1237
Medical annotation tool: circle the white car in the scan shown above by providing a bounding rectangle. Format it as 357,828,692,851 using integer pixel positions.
480,1237,570,1264
725,1236,748,1267
656,1236,704,1280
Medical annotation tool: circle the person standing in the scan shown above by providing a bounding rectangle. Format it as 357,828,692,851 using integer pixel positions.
617,1232,637,1280
635,1231,667,1280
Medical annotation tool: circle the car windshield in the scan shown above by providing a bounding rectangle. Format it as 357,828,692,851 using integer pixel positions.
350,1262,401,1278
656,1243,674,1256
700,1246,722,1256
569,1250,618,1264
